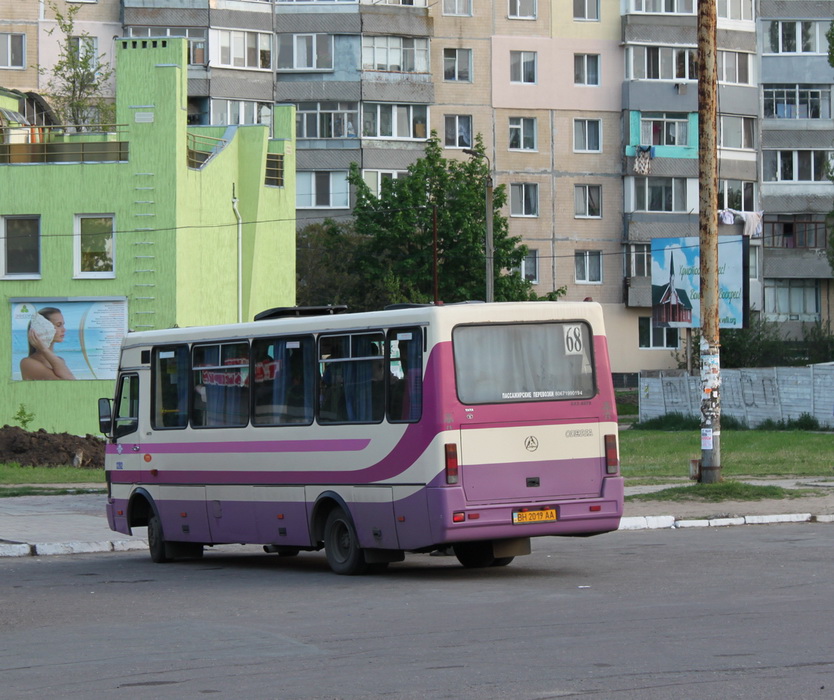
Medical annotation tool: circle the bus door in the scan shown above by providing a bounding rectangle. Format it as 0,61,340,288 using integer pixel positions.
110,372,143,479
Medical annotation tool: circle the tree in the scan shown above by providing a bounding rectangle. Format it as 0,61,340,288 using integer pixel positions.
296,220,368,308
38,1,114,126
346,133,557,309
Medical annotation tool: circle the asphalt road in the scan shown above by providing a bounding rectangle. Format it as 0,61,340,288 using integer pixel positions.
2,525,833,700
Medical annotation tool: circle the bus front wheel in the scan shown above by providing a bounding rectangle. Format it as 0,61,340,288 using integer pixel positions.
324,507,367,575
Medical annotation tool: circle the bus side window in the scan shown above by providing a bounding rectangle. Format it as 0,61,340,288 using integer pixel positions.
252,336,314,426
113,373,139,438
152,345,189,429
387,328,422,422
192,342,250,428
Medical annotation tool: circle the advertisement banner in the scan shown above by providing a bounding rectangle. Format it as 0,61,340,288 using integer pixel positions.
11,299,128,381
650,236,745,329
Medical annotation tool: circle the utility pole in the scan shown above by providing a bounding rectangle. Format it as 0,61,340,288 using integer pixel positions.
698,0,721,483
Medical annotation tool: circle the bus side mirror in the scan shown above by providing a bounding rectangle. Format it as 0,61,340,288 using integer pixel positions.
98,398,113,437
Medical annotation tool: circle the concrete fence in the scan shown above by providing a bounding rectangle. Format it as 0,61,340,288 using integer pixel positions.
638,365,834,428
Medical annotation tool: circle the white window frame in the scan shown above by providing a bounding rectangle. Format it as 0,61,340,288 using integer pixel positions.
633,177,688,212
510,51,537,84
575,250,602,284
443,48,472,82
362,103,428,140
629,45,697,81
128,27,207,65
295,102,359,139
510,183,539,217
573,0,599,20
718,115,756,150
0,32,25,69
719,179,756,211
442,0,471,14
764,279,820,321
632,0,693,13
211,99,273,128
277,33,333,71
639,317,679,349
362,169,407,197
765,21,828,55
509,0,537,20
296,171,350,209
362,36,428,73
717,0,752,20
763,84,831,120
509,117,537,151
520,249,539,283
640,112,689,146
74,214,115,279
762,150,832,182
627,243,651,278
574,54,600,86
717,50,751,84
217,29,272,70
1,216,40,279
573,118,601,152
574,185,602,218
444,114,472,148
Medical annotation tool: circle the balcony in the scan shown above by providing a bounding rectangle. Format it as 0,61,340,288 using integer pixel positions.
0,124,129,164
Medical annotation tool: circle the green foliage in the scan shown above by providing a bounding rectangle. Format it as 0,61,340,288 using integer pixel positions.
631,412,701,430
12,404,35,430
719,316,793,367
801,320,834,364
626,481,814,503
757,413,824,431
296,220,368,308
38,1,115,126
345,133,558,309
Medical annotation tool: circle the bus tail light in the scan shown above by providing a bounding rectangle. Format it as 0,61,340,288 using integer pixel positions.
605,434,619,474
445,444,459,484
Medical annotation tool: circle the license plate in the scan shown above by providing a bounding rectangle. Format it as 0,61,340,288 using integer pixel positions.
512,509,557,524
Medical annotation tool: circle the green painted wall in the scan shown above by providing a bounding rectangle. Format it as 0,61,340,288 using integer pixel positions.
0,38,296,435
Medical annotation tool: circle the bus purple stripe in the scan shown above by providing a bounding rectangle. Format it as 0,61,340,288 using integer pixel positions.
106,439,370,455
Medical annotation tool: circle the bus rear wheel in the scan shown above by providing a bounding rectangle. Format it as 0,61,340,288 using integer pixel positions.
453,542,495,568
147,513,169,563
324,507,368,575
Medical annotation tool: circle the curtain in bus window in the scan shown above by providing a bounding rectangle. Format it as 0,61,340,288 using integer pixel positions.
255,339,314,425
200,343,249,427
388,329,423,421
343,333,383,422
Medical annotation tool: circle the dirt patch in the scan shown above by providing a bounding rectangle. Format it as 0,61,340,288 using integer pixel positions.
0,425,104,468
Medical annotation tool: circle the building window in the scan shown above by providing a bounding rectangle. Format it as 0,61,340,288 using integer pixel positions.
520,249,539,283
574,185,602,218
362,36,428,73
627,243,650,278
763,216,828,249
296,102,358,138
265,154,284,187
766,21,828,54
717,51,751,84
0,33,25,68
719,115,755,149
443,48,471,81
639,317,679,348
509,0,537,20
717,0,752,20
749,244,759,280
362,169,407,197
633,177,688,212
629,46,696,81
719,179,755,211
641,112,688,146
2,216,39,277
297,171,349,209
510,183,538,217
444,115,472,148
74,215,114,278
128,27,206,64
764,85,831,119
443,0,472,15
211,100,273,128
575,250,602,283
764,279,820,321
217,30,272,70
632,0,693,12
574,118,601,152
363,103,428,139
574,0,599,20
509,117,536,150
763,150,831,182
510,51,537,84
277,34,333,70
574,54,600,85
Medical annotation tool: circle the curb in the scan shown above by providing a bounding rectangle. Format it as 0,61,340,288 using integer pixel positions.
0,539,147,558
618,513,834,531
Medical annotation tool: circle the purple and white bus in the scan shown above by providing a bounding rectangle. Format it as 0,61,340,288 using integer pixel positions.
99,302,623,574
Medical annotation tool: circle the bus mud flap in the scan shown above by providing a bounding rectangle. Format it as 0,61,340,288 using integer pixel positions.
493,537,531,558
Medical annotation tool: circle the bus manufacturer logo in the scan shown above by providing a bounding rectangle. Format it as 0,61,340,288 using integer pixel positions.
524,436,539,452
565,429,594,438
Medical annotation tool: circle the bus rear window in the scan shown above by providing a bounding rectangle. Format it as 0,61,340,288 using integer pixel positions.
453,322,595,404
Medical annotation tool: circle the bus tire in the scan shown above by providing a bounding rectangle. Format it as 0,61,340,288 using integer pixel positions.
147,513,170,563
453,542,495,568
324,507,368,575
491,556,515,567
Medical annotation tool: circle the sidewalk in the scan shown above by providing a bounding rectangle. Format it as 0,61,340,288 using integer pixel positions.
1,480,833,558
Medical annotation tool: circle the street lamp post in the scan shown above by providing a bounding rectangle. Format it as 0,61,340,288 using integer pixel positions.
463,148,494,303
